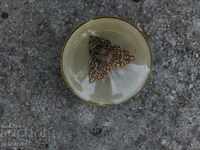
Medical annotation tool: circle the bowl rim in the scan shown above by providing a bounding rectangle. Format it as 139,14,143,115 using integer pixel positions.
60,16,153,106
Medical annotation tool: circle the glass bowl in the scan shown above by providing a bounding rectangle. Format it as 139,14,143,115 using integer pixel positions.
61,17,152,105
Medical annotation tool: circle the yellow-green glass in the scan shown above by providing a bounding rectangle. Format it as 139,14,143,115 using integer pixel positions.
62,18,151,105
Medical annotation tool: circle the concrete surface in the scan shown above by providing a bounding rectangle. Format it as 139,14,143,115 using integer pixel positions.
0,0,200,150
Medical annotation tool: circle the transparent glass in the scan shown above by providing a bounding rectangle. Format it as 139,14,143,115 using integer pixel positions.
62,18,151,105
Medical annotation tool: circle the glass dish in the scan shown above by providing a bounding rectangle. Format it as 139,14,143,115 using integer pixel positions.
61,17,152,105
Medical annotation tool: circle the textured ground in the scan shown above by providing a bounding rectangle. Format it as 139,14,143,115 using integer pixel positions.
0,0,200,150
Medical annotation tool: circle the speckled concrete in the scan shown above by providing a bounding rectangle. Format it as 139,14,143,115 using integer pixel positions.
0,0,200,150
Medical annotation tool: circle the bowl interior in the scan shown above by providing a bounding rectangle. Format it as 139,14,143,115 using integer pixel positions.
62,18,151,105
